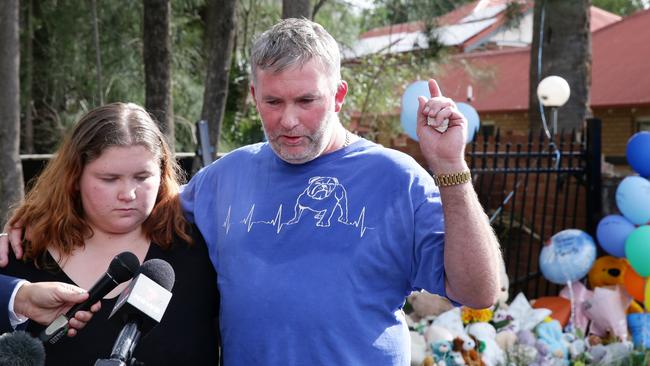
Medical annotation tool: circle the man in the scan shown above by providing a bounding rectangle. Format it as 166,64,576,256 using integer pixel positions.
2,18,500,365
0,273,97,334
180,19,501,364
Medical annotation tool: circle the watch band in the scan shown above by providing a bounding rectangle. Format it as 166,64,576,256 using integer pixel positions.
432,170,472,187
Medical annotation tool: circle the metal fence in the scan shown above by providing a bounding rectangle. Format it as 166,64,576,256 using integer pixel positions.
467,118,602,299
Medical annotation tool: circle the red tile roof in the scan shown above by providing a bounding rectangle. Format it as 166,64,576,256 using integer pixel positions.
591,8,650,107
433,8,650,112
359,1,618,42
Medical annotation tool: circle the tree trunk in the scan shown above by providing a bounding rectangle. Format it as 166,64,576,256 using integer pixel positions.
91,0,103,105
529,0,592,132
0,0,25,221
201,0,237,158
22,0,34,154
282,0,311,19
143,0,174,147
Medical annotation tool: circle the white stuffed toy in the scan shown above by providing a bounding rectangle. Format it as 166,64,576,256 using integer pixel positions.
466,322,505,366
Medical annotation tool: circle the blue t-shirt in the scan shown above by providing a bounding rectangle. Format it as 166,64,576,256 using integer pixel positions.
181,139,447,365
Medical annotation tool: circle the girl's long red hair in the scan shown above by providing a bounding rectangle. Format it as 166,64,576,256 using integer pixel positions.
10,102,191,264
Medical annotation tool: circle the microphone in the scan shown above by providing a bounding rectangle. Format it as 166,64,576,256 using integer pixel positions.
95,259,175,366
40,251,140,344
0,331,46,366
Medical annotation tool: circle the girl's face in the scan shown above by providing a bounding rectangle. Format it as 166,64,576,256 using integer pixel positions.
79,145,161,235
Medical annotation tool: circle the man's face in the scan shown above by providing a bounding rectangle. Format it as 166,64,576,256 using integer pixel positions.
251,59,347,164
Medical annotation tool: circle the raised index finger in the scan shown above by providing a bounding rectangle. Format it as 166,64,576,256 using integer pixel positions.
429,79,443,98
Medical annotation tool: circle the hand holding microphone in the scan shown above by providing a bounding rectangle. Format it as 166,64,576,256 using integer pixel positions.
13,281,100,336
39,251,140,344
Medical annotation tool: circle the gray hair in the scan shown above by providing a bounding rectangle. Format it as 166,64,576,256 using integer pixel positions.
250,18,341,90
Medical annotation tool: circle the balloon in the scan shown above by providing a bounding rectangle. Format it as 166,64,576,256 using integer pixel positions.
456,102,480,143
623,262,645,302
400,81,430,141
400,81,480,143
616,176,650,225
626,132,650,177
596,215,636,257
539,229,597,285
625,225,650,277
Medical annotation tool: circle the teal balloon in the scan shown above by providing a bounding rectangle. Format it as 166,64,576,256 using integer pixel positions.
625,226,650,277
596,214,635,258
539,229,597,285
456,102,480,143
616,176,650,225
400,81,430,141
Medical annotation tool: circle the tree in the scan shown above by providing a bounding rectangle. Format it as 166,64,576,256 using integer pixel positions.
592,0,645,16
91,0,103,105
528,0,592,132
200,0,237,158
282,0,312,19
143,0,174,146
21,0,34,153
0,0,25,221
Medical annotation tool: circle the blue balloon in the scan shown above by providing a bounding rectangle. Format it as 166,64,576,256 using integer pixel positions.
400,81,430,141
627,132,650,177
596,214,636,257
539,229,597,285
456,102,480,143
616,176,650,225
400,81,480,143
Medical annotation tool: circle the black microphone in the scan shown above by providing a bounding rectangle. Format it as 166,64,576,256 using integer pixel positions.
0,331,46,366
40,251,140,344
95,259,175,366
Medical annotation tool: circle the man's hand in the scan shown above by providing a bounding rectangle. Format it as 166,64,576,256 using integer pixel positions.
14,281,101,337
0,223,26,267
415,79,469,174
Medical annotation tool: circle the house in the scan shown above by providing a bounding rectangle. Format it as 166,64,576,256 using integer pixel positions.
344,0,618,57
346,1,648,172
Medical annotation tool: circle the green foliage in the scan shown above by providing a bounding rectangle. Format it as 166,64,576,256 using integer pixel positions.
592,0,646,16
18,0,485,154
341,50,444,141
357,0,473,33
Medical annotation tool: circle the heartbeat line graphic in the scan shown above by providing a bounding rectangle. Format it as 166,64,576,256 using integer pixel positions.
223,206,232,234
224,204,374,238
241,205,286,234
343,207,374,238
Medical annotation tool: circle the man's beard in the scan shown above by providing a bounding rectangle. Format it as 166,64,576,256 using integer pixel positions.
265,111,336,165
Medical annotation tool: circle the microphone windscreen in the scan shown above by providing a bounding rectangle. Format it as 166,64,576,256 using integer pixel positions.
109,252,141,283
139,259,175,291
0,331,45,366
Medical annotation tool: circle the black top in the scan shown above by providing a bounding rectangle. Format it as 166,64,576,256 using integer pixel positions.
1,231,220,366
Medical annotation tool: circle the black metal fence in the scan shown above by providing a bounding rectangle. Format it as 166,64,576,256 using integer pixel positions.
467,118,602,300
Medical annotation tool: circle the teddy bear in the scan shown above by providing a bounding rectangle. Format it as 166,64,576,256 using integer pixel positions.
430,340,452,366
466,322,504,366
408,290,455,321
587,255,644,314
452,336,484,366
534,319,568,362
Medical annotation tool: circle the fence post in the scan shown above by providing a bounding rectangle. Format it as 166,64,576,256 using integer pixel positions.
585,118,602,237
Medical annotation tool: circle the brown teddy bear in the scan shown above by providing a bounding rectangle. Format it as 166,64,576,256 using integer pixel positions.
452,336,484,366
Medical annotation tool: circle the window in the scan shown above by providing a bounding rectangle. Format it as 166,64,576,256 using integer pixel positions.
637,117,650,132
479,120,496,137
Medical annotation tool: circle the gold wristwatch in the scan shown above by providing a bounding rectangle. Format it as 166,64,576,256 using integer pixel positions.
432,170,472,187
